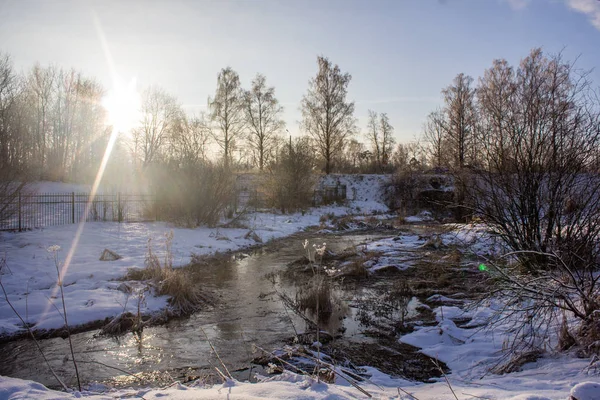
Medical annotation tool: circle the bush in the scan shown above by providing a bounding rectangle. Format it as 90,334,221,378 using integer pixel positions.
261,137,317,213
385,169,453,220
467,49,600,359
148,160,236,227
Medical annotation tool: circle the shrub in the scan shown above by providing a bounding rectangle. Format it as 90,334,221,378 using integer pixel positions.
148,160,236,227
467,49,600,360
261,137,317,213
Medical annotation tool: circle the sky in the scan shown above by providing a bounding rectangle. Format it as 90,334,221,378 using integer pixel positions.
0,0,599,144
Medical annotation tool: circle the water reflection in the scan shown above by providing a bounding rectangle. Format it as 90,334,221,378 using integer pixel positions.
0,233,387,388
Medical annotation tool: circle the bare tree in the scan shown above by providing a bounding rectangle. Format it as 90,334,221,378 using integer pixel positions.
0,52,110,184
0,53,18,171
391,142,410,171
132,86,181,168
170,113,211,167
422,109,447,168
339,138,370,172
0,53,28,225
442,73,476,169
365,111,395,172
209,67,245,169
365,110,381,169
28,64,55,172
243,73,284,171
379,113,395,168
70,77,106,181
470,48,600,357
301,56,356,174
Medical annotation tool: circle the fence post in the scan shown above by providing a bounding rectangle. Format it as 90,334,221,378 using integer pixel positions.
71,192,75,224
118,192,122,223
18,192,22,232
155,194,158,222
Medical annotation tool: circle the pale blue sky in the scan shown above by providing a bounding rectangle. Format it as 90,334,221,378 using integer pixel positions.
1,0,599,142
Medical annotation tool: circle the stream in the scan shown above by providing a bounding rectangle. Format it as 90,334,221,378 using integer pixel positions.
1,231,408,389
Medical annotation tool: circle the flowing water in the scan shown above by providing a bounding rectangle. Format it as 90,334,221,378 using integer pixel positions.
0,232,399,389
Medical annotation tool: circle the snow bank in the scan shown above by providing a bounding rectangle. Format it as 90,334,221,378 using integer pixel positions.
319,174,391,214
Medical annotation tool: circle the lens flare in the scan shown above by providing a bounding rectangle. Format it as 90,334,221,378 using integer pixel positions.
102,78,141,133
40,11,135,325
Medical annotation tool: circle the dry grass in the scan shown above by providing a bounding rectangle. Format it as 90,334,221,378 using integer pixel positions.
558,313,577,351
339,260,369,278
296,275,334,320
159,268,208,315
575,311,600,356
491,349,543,374
101,312,139,335
125,232,208,316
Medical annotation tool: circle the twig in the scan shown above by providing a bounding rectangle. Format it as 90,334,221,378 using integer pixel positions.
214,366,228,382
431,358,459,400
300,350,373,398
255,345,373,398
200,326,232,379
275,289,317,330
25,279,29,325
462,393,491,399
239,329,254,381
75,360,146,383
275,288,300,339
0,278,68,391
52,250,81,391
253,344,312,377
397,387,421,400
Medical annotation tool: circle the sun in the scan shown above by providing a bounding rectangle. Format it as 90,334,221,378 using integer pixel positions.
102,77,141,133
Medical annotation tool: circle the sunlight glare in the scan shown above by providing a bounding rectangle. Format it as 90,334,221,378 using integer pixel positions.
39,12,139,324
102,78,141,133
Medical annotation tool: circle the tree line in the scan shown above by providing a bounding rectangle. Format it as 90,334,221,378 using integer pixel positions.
0,52,409,186
419,48,600,362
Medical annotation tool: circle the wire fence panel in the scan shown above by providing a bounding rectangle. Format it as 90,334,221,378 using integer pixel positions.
0,192,156,231
313,185,347,205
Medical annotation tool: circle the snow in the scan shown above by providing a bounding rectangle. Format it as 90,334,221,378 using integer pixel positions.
0,176,394,336
1,361,599,399
404,211,434,223
2,177,600,399
362,234,424,272
0,212,337,335
571,382,600,400
319,174,390,214
442,223,505,257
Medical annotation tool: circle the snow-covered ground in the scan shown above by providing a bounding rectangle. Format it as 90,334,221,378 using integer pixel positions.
0,176,393,336
0,348,598,399
0,213,388,337
2,178,600,399
320,174,391,214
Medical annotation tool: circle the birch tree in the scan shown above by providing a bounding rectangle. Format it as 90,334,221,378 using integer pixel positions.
133,86,181,168
243,74,284,171
301,56,356,174
209,67,245,168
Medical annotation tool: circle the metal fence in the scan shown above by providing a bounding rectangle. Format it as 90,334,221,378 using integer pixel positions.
313,185,347,205
0,192,156,231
